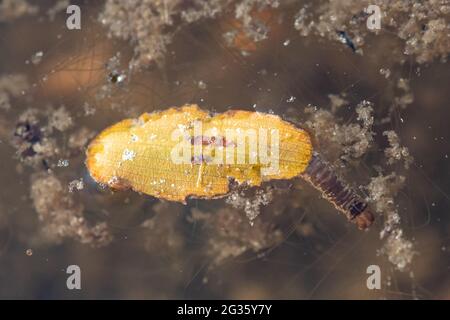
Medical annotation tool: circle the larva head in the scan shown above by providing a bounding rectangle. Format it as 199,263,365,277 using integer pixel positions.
354,208,375,230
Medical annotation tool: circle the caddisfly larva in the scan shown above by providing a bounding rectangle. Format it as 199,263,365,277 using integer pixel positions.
86,105,374,230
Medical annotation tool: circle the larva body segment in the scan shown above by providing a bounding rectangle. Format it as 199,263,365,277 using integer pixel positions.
301,153,375,230
86,104,313,202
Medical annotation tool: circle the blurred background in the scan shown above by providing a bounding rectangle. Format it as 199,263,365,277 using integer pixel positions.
0,0,449,299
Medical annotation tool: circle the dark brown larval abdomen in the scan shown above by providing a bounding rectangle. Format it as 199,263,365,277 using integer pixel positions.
301,152,375,230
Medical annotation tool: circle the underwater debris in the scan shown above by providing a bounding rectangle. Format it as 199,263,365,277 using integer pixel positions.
380,228,415,272
107,71,127,86
337,31,356,52
0,74,29,111
304,100,374,162
328,93,348,113
226,186,274,222
379,68,391,79
106,53,127,85
83,102,97,117
100,0,220,68
191,207,283,264
223,0,280,54
30,51,44,65
46,0,69,21
394,78,414,110
48,106,73,132
68,178,84,193
294,0,450,64
141,202,185,256
11,106,89,169
12,109,58,168
383,130,413,169
197,80,207,90
83,102,96,117
100,0,280,68
366,173,416,271
0,0,38,22
57,159,69,167
31,173,112,247
95,53,129,100
68,127,95,153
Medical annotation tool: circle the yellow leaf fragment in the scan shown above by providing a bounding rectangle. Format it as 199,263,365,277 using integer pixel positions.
86,105,312,202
